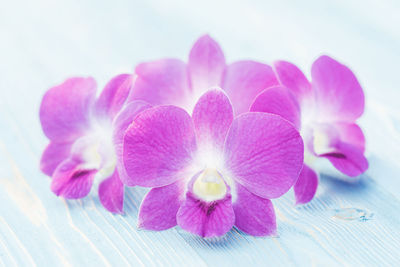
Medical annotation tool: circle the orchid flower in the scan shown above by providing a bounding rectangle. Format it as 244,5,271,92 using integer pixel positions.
40,75,150,213
250,56,368,205
127,35,278,114
121,89,304,237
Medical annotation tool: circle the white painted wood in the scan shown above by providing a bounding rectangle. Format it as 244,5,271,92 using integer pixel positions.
1,0,400,266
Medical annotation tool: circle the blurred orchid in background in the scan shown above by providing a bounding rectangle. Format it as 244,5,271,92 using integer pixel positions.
128,35,279,114
39,75,150,213
251,56,368,204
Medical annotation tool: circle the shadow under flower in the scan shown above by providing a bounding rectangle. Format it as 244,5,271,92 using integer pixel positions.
319,172,373,195
176,225,278,250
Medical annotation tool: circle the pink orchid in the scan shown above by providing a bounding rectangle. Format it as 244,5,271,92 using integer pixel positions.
250,56,368,205
40,75,150,213
122,89,304,237
128,35,278,115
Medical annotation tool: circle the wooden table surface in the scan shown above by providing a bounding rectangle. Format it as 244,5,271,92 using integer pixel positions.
1,0,400,266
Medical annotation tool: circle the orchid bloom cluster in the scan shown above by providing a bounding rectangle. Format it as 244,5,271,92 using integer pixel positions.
39,35,368,237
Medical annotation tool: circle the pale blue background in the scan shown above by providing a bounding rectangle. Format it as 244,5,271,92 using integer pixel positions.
1,0,400,266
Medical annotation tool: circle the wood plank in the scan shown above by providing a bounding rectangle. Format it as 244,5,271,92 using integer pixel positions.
1,0,400,265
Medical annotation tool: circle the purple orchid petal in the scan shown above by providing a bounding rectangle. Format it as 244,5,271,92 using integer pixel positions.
128,59,189,107
223,61,279,115
40,77,97,142
123,105,197,187
320,142,368,177
311,55,365,122
294,164,318,205
192,89,233,151
177,191,235,238
224,113,304,199
250,86,301,130
51,158,97,199
40,142,72,176
274,60,312,100
95,74,133,119
138,181,185,230
233,183,276,236
112,100,152,184
188,35,226,95
98,170,124,214
335,122,366,152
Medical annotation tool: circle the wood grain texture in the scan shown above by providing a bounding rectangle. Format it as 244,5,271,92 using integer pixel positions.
1,0,400,266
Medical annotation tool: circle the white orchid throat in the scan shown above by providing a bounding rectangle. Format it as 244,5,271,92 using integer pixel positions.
301,122,337,167
71,119,117,181
190,146,233,202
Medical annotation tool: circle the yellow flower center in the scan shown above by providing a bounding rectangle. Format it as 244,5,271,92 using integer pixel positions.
193,168,227,202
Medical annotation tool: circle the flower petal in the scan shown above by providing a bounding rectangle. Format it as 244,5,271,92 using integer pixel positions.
188,35,226,96
95,74,133,119
320,142,368,177
233,183,276,236
224,113,304,199
98,170,124,214
112,100,152,183
50,158,97,199
192,89,233,151
274,60,312,100
40,142,72,176
335,122,366,152
138,181,185,230
40,77,96,142
223,61,279,115
250,86,301,130
177,191,235,238
128,59,189,107
311,55,365,122
294,164,318,205
123,105,197,187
